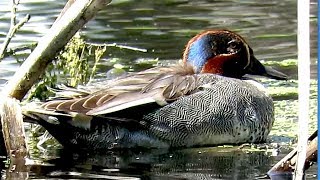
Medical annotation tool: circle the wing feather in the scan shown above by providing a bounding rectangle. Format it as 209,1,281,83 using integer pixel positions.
42,63,201,116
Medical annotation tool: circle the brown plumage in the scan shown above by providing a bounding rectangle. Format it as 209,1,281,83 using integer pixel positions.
43,63,199,115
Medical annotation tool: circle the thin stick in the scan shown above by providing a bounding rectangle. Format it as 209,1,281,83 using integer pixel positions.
0,0,30,60
294,0,310,179
89,42,148,52
3,43,38,59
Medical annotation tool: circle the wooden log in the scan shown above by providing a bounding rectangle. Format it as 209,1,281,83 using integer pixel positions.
267,130,317,178
54,0,76,24
0,97,28,173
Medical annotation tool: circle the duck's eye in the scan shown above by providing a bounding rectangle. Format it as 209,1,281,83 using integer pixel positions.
227,40,239,53
228,40,238,49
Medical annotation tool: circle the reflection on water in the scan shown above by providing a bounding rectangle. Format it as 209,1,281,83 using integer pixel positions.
0,0,318,179
28,147,275,179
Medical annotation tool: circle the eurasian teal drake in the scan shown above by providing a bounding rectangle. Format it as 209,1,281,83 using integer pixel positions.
24,30,287,150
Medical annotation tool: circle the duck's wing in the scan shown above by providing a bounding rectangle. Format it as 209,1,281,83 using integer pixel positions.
42,64,201,115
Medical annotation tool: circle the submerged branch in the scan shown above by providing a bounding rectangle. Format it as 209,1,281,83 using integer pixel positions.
267,130,317,177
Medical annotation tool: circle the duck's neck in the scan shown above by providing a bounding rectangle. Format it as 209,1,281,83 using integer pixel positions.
183,34,213,73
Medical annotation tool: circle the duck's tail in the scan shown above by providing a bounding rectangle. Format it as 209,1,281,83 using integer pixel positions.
22,102,149,150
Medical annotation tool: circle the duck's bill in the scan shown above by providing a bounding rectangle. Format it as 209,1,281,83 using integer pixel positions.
263,66,288,80
247,56,288,80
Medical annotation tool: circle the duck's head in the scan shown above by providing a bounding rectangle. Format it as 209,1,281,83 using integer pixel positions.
183,30,287,80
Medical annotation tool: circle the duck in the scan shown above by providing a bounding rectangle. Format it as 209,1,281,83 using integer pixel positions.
23,29,288,150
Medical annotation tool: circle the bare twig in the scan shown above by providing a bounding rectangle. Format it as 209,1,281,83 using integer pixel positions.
89,42,148,52
11,0,20,27
87,42,147,81
4,43,37,58
0,0,30,60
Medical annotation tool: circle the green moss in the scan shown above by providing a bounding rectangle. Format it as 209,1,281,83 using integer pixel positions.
266,78,317,146
56,37,93,86
260,79,317,100
254,33,296,39
261,59,297,66
253,68,318,147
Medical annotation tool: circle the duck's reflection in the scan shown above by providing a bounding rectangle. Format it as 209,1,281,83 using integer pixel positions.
29,147,277,179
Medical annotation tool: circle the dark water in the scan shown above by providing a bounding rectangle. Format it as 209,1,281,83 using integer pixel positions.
26,148,287,179
0,0,318,179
